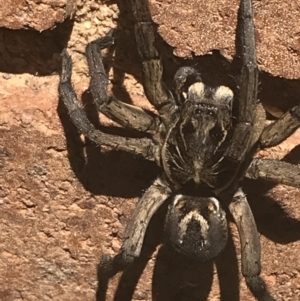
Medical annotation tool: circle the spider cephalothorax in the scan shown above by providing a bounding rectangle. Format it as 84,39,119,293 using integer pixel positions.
162,82,234,188
59,0,300,300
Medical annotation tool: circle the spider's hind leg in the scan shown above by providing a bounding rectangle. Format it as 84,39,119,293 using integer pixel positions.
246,158,300,189
98,176,172,276
229,189,276,301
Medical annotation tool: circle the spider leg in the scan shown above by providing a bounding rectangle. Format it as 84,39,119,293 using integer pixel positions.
85,30,161,135
260,107,300,148
123,176,172,261
229,189,275,301
99,176,172,276
226,0,259,163
246,158,300,189
130,0,176,120
59,50,158,161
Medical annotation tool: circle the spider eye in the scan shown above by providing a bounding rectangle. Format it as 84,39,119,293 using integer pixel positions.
193,105,217,117
208,110,216,116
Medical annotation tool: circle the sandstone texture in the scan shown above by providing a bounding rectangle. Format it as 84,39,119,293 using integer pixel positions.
0,0,77,31
151,0,300,79
1,1,300,301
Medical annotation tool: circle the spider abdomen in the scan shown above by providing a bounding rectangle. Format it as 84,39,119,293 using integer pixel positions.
164,195,228,261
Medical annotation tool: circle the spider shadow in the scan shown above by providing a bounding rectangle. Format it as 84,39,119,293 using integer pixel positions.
246,181,300,243
243,145,300,244
57,88,158,198
244,146,300,244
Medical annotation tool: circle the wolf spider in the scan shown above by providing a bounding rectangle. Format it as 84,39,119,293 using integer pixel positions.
59,0,300,300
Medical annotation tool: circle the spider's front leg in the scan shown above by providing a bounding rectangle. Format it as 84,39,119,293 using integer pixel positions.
85,30,161,135
130,0,177,122
225,0,260,173
229,189,275,301
99,176,172,276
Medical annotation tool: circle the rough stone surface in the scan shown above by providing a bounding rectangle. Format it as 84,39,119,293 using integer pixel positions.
0,0,77,31
151,0,300,79
1,1,300,301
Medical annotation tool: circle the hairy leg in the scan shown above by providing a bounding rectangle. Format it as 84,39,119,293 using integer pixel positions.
59,50,158,161
226,0,259,163
246,158,300,189
86,30,161,135
229,189,275,301
123,176,172,261
260,107,300,148
130,0,176,120
99,176,172,276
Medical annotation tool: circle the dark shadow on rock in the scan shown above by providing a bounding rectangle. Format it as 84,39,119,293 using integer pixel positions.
96,199,167,301
0,20,73,75
57,93,158,198
243,147,300,245
282,144,300,165
152,245,214,301
215,227,240,301
244,178,300,244
260,72,300,116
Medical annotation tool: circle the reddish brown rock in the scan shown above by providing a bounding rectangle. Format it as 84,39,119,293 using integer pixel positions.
0,0,76,31
151,0,300,79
